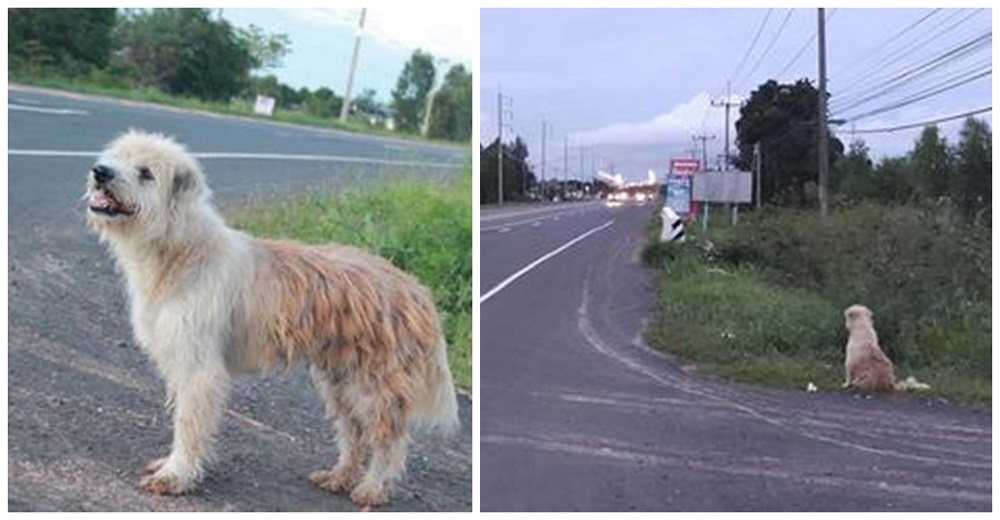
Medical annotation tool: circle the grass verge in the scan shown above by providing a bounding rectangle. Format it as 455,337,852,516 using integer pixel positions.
9,74,460,147
643,203,991,406
228,170,472,391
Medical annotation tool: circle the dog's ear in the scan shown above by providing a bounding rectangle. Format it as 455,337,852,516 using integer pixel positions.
172,169,193,197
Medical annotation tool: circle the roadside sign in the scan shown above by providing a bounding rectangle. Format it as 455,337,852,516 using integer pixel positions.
666,158,699,217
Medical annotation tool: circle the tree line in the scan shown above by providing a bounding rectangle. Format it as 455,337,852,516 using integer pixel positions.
734,79,991,223
8,8,471,141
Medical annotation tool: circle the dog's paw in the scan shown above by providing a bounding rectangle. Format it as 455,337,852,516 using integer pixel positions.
143,457,168,474
350,480,390,508
139,471,194,496
309,468,354,494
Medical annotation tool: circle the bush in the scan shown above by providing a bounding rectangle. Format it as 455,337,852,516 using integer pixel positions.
646,202,991,405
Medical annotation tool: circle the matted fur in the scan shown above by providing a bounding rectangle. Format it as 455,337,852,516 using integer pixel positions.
85,130,459,507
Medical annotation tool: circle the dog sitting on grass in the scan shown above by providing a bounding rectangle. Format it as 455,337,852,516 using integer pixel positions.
842,305,930,393
85,130,459,507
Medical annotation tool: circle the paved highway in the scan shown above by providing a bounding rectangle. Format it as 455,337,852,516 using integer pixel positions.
479,201,990,511
7,86,471,511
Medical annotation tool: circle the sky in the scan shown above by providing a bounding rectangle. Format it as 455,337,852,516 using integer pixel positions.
224,8,474,104
481,8,992,182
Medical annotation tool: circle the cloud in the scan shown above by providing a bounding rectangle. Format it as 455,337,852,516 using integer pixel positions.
293,8,474,67
570,92,739,147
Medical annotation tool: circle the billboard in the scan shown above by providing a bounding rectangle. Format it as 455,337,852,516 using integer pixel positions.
665,158,699,216
692,171,753,203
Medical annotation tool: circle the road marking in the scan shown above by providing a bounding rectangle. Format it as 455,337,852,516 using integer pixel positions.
8,104,88,115
498,227,511,233
480,219,614,305
7,149,460,169
481,211,570,232
481,202,599,222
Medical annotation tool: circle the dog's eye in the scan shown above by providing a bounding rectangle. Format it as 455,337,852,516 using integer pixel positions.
138,167,154,182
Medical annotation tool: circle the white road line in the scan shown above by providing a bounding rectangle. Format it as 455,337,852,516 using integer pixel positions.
480,211,570,232
481,203,598,222
7,149,460,169
480,219,614,305
8,104,88,115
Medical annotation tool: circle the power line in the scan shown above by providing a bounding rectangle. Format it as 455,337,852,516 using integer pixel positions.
831,30,991,114
841,66,991,122
735,8,795,92
775,8,837,79
830,9,941,81
729,9,774,85
849,106,991,134
832,9,986,103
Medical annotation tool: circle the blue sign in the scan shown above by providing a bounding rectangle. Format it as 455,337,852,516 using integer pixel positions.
664,174,691,216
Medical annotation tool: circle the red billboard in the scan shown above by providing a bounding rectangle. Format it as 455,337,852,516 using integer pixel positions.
670,158,700,176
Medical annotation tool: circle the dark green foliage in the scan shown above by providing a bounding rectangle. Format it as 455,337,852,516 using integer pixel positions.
428,64,472,141
114,9,253,101
391,49,436,133
734,79,844,207
8,8,117,73
479,137,537,203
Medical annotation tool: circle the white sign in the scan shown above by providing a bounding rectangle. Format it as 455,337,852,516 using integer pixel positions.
692,171,753,203
253,95,276,117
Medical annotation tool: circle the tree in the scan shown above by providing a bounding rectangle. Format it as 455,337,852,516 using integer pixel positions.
480,137,536,204
237,23,291,73
911,125,951,200
391,50,436,133
834,139,877,201
954,117,991,220
8,8,117,73
114,9,254,101
428,64,472,141
304,87,342,118
352,88,381,116
735,79,843,207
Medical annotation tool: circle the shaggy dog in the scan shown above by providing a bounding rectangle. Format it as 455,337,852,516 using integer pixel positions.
85,130,459,507
842,305,929,394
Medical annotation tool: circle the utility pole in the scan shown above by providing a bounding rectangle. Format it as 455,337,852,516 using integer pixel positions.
817,7,830,220
711,81,741,171
540,120,548,199
692,134,715,172
754,142,762,208
563,135,569,200
421,58,449,136
340,8,367,123
497,89,504,205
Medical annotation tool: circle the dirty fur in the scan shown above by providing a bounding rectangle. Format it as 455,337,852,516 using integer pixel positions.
85,130,459,507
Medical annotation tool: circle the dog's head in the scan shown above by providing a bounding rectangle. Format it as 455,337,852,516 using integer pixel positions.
85,130,207,240
844,304,873,331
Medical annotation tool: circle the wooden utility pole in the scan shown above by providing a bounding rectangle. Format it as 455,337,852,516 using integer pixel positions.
711,81,741,171
817,7,830,219
497,89,504,205
340,8,366,122
540,120,548,198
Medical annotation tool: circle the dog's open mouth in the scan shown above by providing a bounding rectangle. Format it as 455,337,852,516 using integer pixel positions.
88,189,135,216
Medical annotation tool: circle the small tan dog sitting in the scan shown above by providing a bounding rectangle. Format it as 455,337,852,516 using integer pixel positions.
842,305,930,393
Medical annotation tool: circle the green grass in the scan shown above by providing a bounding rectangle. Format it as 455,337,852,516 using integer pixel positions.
9,73,461,146
643,204,991,406
228,170,473,391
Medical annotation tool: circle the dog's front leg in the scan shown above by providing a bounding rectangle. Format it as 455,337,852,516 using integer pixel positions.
141,360,230,495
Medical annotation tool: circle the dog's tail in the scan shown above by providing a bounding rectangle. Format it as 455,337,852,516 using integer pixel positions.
895,375,932,391
412,336,460,435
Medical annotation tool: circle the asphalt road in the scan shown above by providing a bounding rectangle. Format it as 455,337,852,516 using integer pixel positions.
480,201,991,511
7,86,472,511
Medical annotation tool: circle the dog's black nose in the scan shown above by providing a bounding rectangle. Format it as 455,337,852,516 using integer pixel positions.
92,164,114,184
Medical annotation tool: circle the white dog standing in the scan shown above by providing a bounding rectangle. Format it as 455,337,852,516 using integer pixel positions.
85,131,459,507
